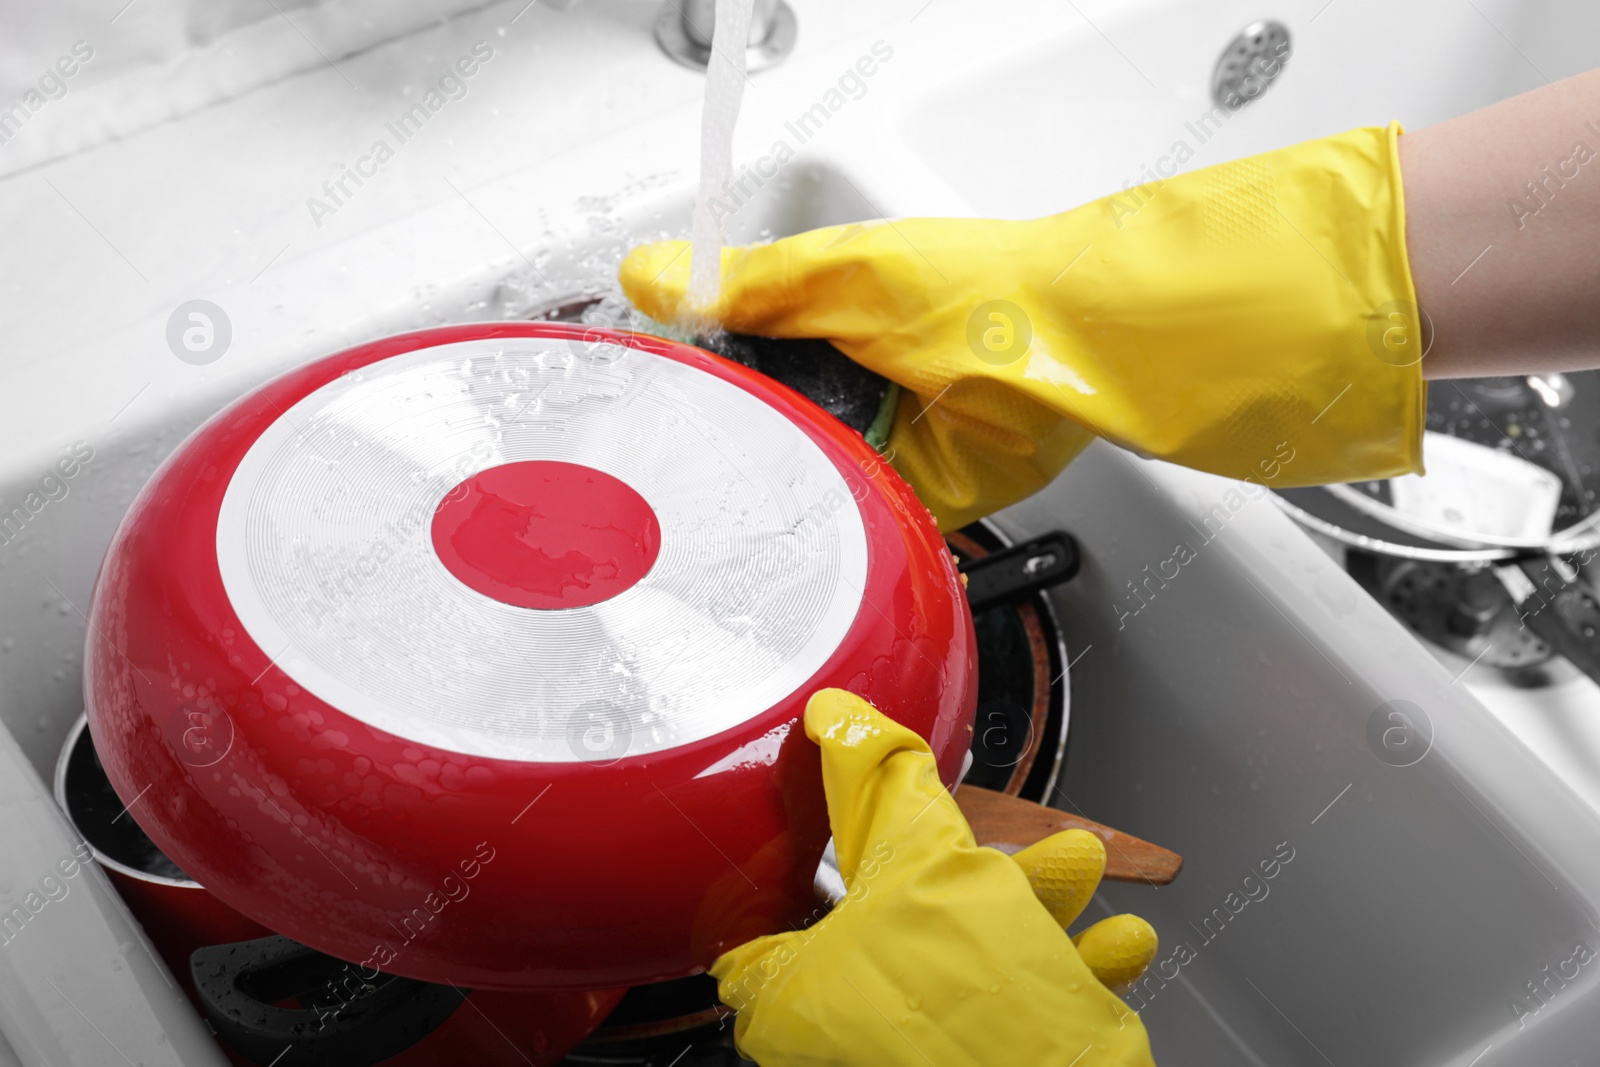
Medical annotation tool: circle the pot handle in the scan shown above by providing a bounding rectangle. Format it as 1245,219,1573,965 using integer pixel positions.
958,531,1082,613
190,934,467,1067
1497,556,1600,682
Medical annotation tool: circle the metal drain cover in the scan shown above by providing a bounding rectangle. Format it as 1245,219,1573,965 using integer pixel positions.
1213,20,1291,108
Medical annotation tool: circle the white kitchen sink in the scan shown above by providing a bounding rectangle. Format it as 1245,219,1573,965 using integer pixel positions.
1,0,1598,1063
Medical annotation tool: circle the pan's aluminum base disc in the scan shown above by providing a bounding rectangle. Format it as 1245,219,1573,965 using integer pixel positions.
215,338,869,762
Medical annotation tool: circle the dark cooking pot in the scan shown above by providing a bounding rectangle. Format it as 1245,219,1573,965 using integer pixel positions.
55,713,626,1065
84,322,977,991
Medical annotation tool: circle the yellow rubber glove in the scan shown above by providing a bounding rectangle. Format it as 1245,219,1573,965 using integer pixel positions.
621,124,1423,530
711,689,1158,1067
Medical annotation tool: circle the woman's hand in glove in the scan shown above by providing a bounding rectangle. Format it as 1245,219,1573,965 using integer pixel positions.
623,125,1423,530
710,688,1160,1067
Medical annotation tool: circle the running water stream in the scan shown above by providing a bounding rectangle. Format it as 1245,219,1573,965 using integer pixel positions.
686,0,756,320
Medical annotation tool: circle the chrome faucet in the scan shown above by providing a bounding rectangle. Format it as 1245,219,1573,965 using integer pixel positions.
655,0,798,72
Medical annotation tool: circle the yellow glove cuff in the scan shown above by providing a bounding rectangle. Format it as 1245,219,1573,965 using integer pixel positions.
879,122,1424,528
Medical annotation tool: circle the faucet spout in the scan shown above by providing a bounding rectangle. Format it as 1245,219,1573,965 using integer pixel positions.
656,0,798,72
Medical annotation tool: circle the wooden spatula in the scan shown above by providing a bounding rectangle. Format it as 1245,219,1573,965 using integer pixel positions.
954,784,1183,885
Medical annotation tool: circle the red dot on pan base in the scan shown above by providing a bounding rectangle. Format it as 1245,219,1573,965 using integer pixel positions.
431,460,662,610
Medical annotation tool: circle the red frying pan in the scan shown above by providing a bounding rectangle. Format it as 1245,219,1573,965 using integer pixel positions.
85,322,977,991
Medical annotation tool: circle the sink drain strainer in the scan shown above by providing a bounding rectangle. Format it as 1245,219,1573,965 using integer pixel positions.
1212,20,1291,108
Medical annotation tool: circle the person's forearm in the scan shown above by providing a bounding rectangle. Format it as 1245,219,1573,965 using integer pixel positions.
1401,67,1600,379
